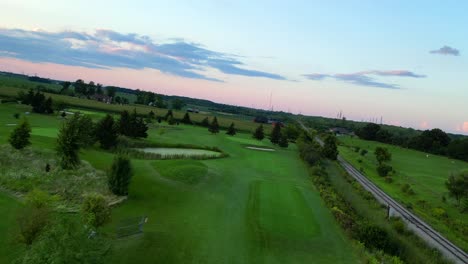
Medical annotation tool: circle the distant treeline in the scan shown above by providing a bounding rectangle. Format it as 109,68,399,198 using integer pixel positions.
355,123,468,162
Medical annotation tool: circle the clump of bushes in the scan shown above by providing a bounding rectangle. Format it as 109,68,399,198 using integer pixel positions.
401,184,415,195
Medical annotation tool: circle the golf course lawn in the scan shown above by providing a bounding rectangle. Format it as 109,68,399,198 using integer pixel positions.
0,103,359,263
338,136,468,252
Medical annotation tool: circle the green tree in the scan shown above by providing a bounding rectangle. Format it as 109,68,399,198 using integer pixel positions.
270,123,282,144
9,118,31,149
118,110,132,136
43,97,54,114
209,117,220,134
167,115,176,125
56,115,82,169
181,112,192,124
279,134,289,148
201,117,210,127
81,194,111,228
253,124,265,140
76,114,96,147
108,155,133,196
165,109,173,120
148,110,155,120
322,134,338,160
172,99,185,110
446,171,468,206
283,124,300,142
95,114,118,149
226,122,236,136
375,147,392,164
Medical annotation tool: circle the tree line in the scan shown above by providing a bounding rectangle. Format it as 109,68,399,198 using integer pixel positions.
356,123,468,161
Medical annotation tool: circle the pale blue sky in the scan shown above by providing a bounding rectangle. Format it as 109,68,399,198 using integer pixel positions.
1,1,467,133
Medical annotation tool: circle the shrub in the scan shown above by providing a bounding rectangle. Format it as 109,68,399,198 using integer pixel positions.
108,155,133,196
384,177,393,183
377,164,392,177
81,194,111,228
9,118,31,150
360,149,368,156
390,217,406,234
17,189,53,245
401,183,415,195
355,222,398,254
431,208,447,219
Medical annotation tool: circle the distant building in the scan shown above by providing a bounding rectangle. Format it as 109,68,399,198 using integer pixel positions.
93,94,112,104
330,127,352,135
187,108,199,113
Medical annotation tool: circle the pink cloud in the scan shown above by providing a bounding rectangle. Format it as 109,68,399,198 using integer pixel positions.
463,122,468,132
420,121,429,129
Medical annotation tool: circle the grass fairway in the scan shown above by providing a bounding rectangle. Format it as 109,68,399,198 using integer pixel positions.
338,136,468,251
0,102,358,263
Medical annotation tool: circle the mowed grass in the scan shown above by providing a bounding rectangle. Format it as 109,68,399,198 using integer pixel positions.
338,136,468,251
0,103,358,263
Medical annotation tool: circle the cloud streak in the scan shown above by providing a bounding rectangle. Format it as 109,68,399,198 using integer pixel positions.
0,28,286,81
430,45,460,56
303,70,426,89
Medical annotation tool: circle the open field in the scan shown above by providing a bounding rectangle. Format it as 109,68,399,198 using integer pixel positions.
338,136,468,252
0,86,270,133
0,102,358,263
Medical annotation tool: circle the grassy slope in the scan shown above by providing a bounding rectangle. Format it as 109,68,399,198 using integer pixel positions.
0,103,358,263
0,193,23,264
97,126,357,263
338,136,468,251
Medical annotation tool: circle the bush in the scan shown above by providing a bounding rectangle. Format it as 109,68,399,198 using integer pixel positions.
17,189,53,245
390,217,406,234
431,208,448,219
384,177,393,183
81,194,111,228
355,222,398,254
360,149,368,156
401,184,415,195
9,119,31,150
108,155,133,196
377,164,392,177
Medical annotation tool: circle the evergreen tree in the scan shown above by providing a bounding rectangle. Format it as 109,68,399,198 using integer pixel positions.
118,110,132,136
226,122,236,136
130,109,148,138
209,117,219,134
56,115,82,169
181,112,192,124
165,109,173,120
95,114,118,149
9,118,31,149
31,91,46,113
279,134,289,148
201,117,210,127
108,155,133,196
148,110,155,120
253,124,265,140
322,134,338,160
166,115,175,125
270,123,282,144
76,114,96,147
43,97,54,114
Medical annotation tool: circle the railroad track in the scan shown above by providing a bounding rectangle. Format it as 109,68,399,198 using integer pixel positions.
338,157,467,264
297,121,467,264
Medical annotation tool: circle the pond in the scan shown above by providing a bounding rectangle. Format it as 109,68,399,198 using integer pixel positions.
136,148,222,157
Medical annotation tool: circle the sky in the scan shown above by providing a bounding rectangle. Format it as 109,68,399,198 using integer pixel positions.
0,0,467,134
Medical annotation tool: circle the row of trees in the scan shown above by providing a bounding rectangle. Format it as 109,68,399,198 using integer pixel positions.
356,123,468,161
18,89,54,114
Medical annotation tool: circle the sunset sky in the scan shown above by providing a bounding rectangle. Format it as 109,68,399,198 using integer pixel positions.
0,1,467,134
